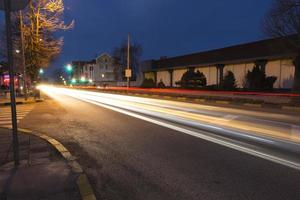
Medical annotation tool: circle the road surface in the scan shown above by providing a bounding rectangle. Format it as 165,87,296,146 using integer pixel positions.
19,86,300,200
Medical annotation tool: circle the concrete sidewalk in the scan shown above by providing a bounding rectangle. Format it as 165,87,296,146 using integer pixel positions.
0,128,81,200
0,96,41,106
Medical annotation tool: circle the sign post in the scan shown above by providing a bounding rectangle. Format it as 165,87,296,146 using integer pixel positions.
1,0,29,167
126,34,131,89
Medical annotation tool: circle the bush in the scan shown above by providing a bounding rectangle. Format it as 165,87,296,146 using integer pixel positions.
141,78,156,88
220,71,237,90
157,79,166,88
245,65,277,91
176,68,207,88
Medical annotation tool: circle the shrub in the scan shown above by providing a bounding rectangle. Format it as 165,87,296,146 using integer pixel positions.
176,68,207,88
141,78,156,88
220,71,237,90
245,65,277,91
157,79,166,88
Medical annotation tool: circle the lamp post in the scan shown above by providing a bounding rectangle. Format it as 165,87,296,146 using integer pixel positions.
0,0,30,167
65,64,73,84
19,10,28,100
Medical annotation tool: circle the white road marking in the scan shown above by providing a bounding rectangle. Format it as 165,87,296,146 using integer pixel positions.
223,115,239,121
0,106,34,127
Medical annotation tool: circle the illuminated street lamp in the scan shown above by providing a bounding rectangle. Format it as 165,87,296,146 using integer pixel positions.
66,64,73,72
39,68,44,75
15,49,20,54
80,76,86,82
71,78,77,84
89,79,93,83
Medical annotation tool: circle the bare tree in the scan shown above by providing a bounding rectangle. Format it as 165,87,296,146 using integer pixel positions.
24,0,74,81
263,0,300,90
112,41,142,81
0,0,74,82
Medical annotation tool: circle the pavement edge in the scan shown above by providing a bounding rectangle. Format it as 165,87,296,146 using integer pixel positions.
4,127,97,200
0,99,44,107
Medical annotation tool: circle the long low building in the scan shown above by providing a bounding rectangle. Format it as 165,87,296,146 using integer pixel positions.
144,36,298,89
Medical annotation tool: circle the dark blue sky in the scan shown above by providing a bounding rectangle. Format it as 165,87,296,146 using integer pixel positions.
1,0,273,72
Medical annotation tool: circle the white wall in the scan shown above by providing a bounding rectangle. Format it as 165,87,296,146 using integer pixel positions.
152,59,295,89
280,59,294,89
209,66,217,85
157,71,171,86
173,69,187,87
195,67,210,85
233,64,246,88
266,60,281,88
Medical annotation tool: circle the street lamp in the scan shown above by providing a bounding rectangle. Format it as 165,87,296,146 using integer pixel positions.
39,68,44,75
66,64,73,72
71,78,77,84
0,0,30,167
80,76,86,82
15,49,20,54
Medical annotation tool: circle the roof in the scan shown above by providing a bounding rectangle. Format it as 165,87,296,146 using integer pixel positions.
96,53,111,60
153,35,299,70
72,60,96,66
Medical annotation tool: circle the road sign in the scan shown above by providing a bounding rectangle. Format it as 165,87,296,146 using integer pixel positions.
0,0,29,11
125,69,132,78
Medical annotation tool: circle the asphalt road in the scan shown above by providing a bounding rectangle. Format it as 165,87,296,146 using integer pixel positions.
19,87,300,200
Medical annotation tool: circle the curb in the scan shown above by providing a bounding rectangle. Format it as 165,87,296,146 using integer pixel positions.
0,99,44,107
2,127,97,200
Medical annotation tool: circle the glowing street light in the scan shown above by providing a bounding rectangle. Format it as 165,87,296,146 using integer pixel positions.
39,68,44,74
80,76,86,82
71,78,76,84
66,64,73,72
89,79,93,83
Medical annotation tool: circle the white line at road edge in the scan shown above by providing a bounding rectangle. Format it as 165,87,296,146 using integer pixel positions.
80,98,300,171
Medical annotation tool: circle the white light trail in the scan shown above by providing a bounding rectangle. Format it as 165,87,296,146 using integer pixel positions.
39,85,300,170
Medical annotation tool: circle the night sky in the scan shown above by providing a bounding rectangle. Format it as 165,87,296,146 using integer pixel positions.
1,0,273,73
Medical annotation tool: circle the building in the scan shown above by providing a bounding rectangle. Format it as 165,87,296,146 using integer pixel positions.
72,60,96,83
144,36,299,89
94,53,116,83
72,53,118,85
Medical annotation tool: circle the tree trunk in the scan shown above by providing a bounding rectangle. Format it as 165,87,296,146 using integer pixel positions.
293,55,300,92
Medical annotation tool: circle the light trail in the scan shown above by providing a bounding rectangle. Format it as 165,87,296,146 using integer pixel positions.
39,85,300,170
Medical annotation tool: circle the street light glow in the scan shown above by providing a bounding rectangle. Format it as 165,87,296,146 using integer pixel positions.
80,76,86,82
66,64,73,72
39,68,44,74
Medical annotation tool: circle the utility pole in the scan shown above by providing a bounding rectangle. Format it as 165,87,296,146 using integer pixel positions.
4,0,19,166
127,34,130,89
19,10,28,100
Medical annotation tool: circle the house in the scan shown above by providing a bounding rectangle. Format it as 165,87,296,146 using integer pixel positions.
94,53,116,83
144,36,299,89
72,60,96,83
72,53,118,85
